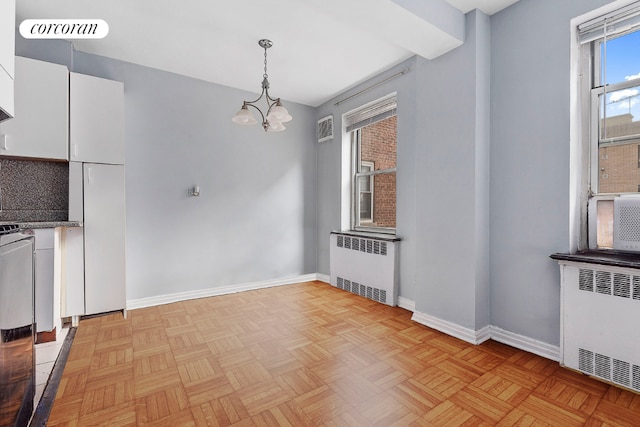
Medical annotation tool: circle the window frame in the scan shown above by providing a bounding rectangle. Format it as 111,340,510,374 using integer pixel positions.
582,19,640,250
589,79,640,195
349,119,397,235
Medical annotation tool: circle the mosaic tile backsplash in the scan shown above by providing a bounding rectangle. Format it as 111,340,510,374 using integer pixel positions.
0,158,69,221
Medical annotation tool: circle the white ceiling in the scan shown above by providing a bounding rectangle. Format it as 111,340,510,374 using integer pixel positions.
16,0,519,107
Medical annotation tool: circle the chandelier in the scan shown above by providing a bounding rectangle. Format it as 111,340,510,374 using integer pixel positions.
231,39,292,132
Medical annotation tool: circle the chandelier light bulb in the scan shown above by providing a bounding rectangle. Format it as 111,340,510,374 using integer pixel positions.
231,105,258,125
267,120,286,132
266,102,292,123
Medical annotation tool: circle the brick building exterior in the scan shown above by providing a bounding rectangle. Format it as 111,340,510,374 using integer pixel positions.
360,115,397,228
599,114,640,193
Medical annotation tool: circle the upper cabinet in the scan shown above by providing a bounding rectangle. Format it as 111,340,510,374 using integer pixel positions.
70,72,125,165
0,57,69,160
0,0,15,122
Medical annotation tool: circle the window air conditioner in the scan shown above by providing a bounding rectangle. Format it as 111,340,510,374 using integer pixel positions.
613,196,640,252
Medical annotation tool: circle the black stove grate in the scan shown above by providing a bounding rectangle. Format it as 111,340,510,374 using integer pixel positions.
0,224,20,235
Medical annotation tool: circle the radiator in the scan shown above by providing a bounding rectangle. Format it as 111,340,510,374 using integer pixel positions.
329,232,399,306
560,263,640,392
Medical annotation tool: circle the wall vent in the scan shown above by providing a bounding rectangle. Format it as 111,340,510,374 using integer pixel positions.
317,115,334,143
336,276,387,304
578,348,594,374
634,365,640,390
577,268,640,301
335,235,387,257
596,271,611,295
578,347,640,392
579,269,594,292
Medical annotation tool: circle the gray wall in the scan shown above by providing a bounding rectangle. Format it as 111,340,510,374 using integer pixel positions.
489,0,614,345
72,53,317,300
414,10,491,330
17,40,317,301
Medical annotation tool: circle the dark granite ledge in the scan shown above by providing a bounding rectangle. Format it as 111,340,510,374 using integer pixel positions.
550,250,640,269
0,209,69,222
331,230,401,242
0,221,82,229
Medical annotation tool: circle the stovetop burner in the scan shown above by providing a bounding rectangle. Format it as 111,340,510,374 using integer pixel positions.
0,224,20,235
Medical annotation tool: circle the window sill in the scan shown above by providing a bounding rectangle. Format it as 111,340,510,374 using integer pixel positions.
550,249,640,269
331,230,401,242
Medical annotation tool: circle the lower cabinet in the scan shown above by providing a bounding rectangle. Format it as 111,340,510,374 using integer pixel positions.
33,228,54,333
61,226,84,319
64,162,126,319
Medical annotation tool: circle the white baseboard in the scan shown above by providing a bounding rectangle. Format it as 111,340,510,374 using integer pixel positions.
126,273,319,310
397,296,415,312
411,310,491,345
410,310,560,361
490,326,560,362
316,273,330,284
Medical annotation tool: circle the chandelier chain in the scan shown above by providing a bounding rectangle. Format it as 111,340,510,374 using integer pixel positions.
263,47,268,79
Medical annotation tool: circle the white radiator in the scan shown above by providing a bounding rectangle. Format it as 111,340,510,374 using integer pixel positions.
560,262,640,392
329,232,399,306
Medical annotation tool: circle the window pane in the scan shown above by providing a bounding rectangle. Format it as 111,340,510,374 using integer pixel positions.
359,115,397,170
356,174,373,224
355,172,396,228
600,29,640,86
359,191,372,222
358,175,371,191
598,139,640,193
598,83,640,193
599,83,640,141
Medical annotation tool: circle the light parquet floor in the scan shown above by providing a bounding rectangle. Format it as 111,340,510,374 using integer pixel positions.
47,281,640,426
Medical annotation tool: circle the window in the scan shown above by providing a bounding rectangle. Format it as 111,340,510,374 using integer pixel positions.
345,95,397,233
359,161,374,222
579,3,640,248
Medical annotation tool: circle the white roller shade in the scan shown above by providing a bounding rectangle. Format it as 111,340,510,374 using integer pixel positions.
345,96,397,133
579,1,640,44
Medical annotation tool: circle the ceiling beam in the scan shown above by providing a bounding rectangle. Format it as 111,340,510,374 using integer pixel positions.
308,0,465,60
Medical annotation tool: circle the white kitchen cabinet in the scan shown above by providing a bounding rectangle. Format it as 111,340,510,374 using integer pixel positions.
70,72,125,165
84,163,126,314
0,0,15,121
66,162,126,317
61,226,85,320
0,57,69,159
33,229,55,333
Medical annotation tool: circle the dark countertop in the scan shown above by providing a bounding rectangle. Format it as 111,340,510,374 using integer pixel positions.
331,230,401,242
0,221,82,229
550,250,640,269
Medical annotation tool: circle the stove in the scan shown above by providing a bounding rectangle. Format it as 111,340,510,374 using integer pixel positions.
0,224,35,426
